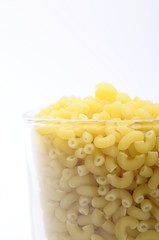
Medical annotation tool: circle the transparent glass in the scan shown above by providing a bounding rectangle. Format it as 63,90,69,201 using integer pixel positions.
24,109,159,240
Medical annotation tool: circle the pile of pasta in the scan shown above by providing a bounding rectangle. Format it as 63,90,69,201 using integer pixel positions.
35,83,159,240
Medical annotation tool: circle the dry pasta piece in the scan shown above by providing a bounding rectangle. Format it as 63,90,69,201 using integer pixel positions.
136,230,159,240
148,167,159,190
98,185,109,196
76,185,98,197
84,143,94,154
137,219,159,233
103,199,121,217
135,175,147,185
79,196,90,207
115,216,138,240
105,156,118,173
85,156,107,175
127,206,151,220
95,82,118,101
64,155,78,168
112,206,126,223
92,208,105,227
96,176,108,185
94,134,116,149
107,171,134,188
101,145,118,157
117,152,145,171
60,192,79,209
82,131,93,143
140,199,152,212
94,155,105,166
55,206,67,223
66,221,94,240
105,189,133,208
68,175,97,188
102,220,115,234
98,228,117,240
79,205,89,215
53,138,74,155
77,165,89,176
139,165,153,178
91,197,108,208
134,130,156,153
145,151,158,166
57,127,75,140
133,184,154,204
118,130,144,151
151,202,159,220
77,215,92,225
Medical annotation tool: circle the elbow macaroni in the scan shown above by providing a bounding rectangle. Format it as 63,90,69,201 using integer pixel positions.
35,83,159,240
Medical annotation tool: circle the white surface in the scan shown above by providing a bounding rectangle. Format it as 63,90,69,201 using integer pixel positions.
0,0,159,239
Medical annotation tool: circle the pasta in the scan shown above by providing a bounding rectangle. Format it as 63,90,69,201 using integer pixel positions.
33,83,159,240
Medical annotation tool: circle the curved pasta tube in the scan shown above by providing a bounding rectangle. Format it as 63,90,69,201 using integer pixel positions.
151,202,159,220
118,130,144,150
127,206,150,220
66,221,94,240
105,189,133,208
59,176,72,192
102,220,115,234
148,167,159,190
135,175,147,185
136,230,159,240
42,186,66,201
137,219,159,233
107,171,134,188
145,151,158,166
140,199,152,212
112,206,126,223
91,197,108,208
76,185,98,197
68,175,97,188
98,228,117,240
104,200,121,217
94,134,116,148
133,184,152,203
134,130,156,153
78,215,92,225
85,156,107,175
55,206,67,223
60,192,79,209
115,216,138,240
105,156,118,173
101,145,118,157
139,165,153,178
117,152,145,171
92,208,105,226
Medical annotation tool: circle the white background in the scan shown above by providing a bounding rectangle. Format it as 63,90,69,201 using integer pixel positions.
0,0,159,239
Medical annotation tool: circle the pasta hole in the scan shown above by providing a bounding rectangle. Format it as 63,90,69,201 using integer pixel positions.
122,199,131,208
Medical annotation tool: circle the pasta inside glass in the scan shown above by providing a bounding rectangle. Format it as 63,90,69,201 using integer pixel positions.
24,112,159,240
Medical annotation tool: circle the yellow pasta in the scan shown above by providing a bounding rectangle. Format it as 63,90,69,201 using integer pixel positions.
107,171,134,188
134,130,156,153
118,131,144,151
136,230,159,240
94,134,116,149
115,216,138,240
34,83,159,240
117,152,145,171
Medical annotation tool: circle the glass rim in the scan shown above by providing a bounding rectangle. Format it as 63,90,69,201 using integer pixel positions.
23,108,159,124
